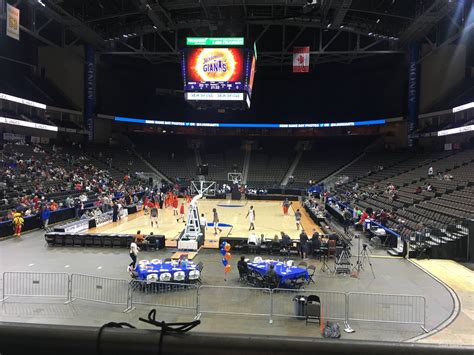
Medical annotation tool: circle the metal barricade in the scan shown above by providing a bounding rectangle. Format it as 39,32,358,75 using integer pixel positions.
271,289,347,323
347,292,426,329
129,280,198,314
1,272,69,302
69,274,130,311
197,285,271,319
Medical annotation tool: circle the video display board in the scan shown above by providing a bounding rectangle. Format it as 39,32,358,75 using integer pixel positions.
183,47,245,91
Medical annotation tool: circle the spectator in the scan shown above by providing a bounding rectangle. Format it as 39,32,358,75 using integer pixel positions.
299,230,309,259
237,256,248,279
41,206,51,229
428,166,434,177
265,264,278,288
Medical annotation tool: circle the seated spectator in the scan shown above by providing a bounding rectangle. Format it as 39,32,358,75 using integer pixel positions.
415,186,422,194
265,264,279,288
237,256,248,279
280,231,291,247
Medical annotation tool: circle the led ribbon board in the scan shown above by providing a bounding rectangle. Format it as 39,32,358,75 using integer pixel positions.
186,37,245,46
0,93,46,110
114,116,386,129
0,116,58,131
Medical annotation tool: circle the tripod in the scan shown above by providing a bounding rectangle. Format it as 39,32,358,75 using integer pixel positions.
352,237,375,278
320,251,331,274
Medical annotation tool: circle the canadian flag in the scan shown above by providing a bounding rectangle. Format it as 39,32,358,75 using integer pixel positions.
293,46,310,73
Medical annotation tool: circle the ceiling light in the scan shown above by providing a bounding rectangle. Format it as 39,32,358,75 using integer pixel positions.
123,34,128,38
153,25,158,29
326,23,331,28
376,18,380,23
37,0,46,6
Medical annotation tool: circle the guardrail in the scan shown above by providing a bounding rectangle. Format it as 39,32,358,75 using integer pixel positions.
1,271,69,302
68,274,131,312
347,292,426,330
0,272,426,330
271,289,347,322
197,285,271,318
129,280,198,315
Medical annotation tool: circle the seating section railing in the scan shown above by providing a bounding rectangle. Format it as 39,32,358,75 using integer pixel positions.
0,272,427,330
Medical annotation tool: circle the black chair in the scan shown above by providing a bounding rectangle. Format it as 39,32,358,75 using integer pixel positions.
84,235,94,247
93,235,103,247
112,236,123,248
307,265,316,284
263,275,280,290
73,235,84,247
305,295,321,325
270,242,281,255
298,261,308,269
289,276,306,289
64,235,74,246
147,237,159,250
196,261,204,273
54,234,65,246
248,242,259,254
102,235,112,247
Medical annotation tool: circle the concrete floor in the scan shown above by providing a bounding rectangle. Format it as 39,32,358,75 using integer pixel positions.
0,229,456,343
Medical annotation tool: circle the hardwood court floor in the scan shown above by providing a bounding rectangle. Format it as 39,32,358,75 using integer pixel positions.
412,259,474,345
87,199,322,248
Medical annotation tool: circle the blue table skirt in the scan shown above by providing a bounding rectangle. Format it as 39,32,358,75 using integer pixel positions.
135,261,196,280
248,261,309,285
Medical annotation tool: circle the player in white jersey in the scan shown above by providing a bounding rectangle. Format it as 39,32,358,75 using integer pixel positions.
246,205,256,231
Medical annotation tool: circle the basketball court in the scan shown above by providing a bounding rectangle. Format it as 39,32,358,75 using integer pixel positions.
87,198,322,248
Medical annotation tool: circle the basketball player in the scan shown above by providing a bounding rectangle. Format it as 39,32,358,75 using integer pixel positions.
150,203,159,228
282,198,291,215
172,195,179,216
176,202,186,223
212,208,223,235
246,205,256,231
295,209,302,231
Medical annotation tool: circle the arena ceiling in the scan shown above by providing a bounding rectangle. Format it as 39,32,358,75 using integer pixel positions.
18,0,470,65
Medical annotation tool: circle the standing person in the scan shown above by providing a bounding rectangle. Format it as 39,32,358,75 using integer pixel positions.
343,208,352,234
41,205,51,229
200,213,207,231
150,203,159,228
112,201,119,222
12,210,24,237
282,198,290,215
158,192,164,209
295,209,302,231
299,230,309,259
127,240,140,272
246,205,256,231
177,202,186,223
212,208,222,235
172,196,179,216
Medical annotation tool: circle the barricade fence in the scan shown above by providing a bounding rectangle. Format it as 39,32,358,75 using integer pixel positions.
1,272,69,302
347,292,426,327
271,289,347,322
0,272,426,329
197,285,271,317
129,280,198,314
68,274,131,312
